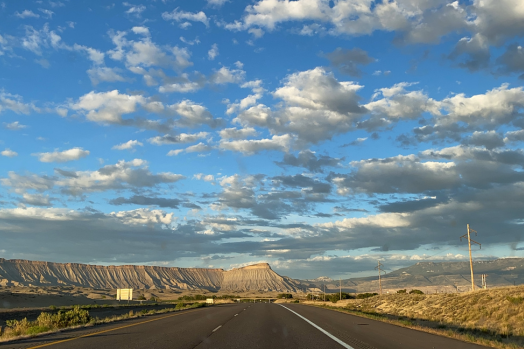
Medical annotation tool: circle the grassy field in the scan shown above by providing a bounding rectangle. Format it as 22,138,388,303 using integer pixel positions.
303,285,524,348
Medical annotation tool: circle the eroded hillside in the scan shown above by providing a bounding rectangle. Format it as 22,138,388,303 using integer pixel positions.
0,258,303,292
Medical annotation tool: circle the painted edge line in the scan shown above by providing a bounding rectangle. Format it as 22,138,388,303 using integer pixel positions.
278,304,354,349
26,308,204,349
212,325,222,332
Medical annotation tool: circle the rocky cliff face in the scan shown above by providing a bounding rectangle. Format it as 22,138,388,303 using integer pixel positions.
0,259,303,292
221,263,302,292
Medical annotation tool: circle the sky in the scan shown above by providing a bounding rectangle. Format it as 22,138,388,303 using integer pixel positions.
1,0,524,280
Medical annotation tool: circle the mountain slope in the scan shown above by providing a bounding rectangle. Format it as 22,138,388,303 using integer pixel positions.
221,263,302,292
0,258,303,292
300,258,524,293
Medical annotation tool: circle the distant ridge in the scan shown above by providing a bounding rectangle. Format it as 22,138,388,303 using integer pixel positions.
0,258,304,292
301,258,524,293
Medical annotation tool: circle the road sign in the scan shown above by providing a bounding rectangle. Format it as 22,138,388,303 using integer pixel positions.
117,288,133,301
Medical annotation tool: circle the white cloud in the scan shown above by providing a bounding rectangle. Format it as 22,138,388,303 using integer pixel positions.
110,208,174,225
219,134,293,154
15,10,40,18
112,140,143,151
71,90,145,124
34,147,90,163
4,121,27,130
208,43,219,60
131,26,150,36
168,142,213,156
87,67,127,85
1,148,18,157
148,132,209,145
162,9,209,27
123,3,146,17
210,66,245,84
219,127,258,140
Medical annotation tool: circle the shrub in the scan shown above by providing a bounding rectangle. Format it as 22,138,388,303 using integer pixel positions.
506,296,524,305
175,302,186,310
49,305,57,310
277,293,293,299
357,293,378,299
409,289,424,295
149,296,157,302
137,295,146,300
2,306,90,339
397,289,407,294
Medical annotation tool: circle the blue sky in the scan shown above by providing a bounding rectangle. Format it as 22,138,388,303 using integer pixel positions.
1,0,524,279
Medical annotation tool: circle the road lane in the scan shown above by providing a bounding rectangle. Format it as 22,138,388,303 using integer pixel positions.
195,303,344,349
284,303,487,349
0,302,490,349
2,303,247,349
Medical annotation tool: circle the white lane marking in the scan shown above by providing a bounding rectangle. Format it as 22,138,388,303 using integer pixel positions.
234,314,238,316
212,325,222,332
279,305,355,349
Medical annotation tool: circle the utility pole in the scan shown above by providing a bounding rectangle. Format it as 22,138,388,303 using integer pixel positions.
340,278,342,301
323,283,325,302
460,224,481,291
481,274,487,289
375,261,386,295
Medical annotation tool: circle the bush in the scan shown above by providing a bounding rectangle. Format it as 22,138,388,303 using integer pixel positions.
49,305,57,310
409,289,424,295
357,293,378,299
175,302,186,310
137,295,146,300
397,289,407,294
2,306,90,339
277,293,293,299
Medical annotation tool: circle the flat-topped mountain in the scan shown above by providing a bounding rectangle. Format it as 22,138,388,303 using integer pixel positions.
0,259,303,292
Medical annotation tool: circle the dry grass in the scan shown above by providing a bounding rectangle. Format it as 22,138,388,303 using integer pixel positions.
305,285,524,349
0,302,207,343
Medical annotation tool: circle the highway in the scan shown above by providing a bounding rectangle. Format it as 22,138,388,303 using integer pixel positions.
2,303,488,349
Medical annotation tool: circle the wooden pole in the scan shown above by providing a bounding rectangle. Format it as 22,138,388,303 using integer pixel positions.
467,224,475,291
340,278,342,301
460,224,481,292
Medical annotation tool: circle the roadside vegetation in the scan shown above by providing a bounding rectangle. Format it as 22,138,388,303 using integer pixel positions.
0,302,206,342
305,285,524,349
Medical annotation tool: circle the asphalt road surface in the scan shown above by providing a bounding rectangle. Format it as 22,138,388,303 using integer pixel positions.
1,303,489,349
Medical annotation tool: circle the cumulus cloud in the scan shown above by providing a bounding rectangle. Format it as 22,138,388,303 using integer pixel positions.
109,195,182,209
87,67,127,85
233,67,366,146
276,150,341,173
2,159,185,198
219,127,257,140
1,149,18,157
34,148,90,163
148,132,209,145
112,140,143,151
15,10,40,19
71,90,145,124
208,43,219,60
162,9,209,27
167,142,213,156
322,47,375,77
219,134,293,154
3,121,27,130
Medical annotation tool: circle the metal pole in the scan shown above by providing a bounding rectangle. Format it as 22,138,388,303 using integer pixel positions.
340,278,342,301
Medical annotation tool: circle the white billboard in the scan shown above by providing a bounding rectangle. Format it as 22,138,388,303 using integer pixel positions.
117,288,133,301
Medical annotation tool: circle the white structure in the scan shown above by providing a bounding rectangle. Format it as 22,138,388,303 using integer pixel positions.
206,298,214,304
117,288,133,301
